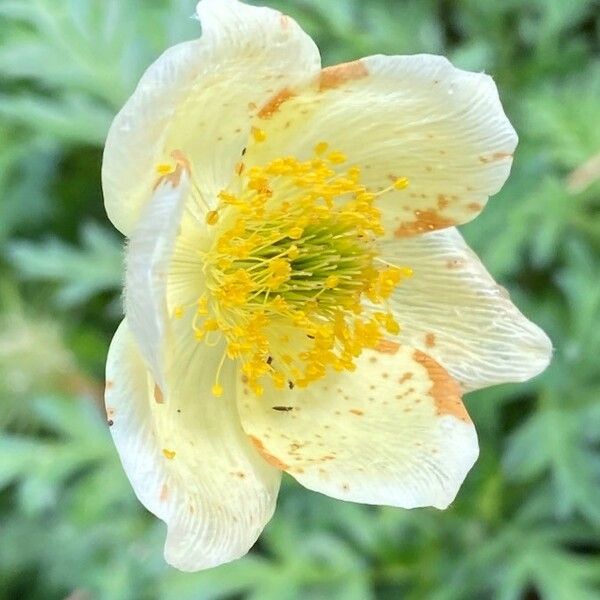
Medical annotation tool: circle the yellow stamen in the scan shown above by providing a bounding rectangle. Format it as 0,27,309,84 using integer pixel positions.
191,143,410,395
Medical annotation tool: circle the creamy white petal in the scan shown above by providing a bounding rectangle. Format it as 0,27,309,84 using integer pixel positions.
237,346,478,509
103,0,321,235
244,54,517,238
105,320,281,571
382,228,552,391
124,172,190,392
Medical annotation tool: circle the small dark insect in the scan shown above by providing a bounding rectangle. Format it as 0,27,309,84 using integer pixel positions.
272,406,293,412
107,419,114,427
241,147,247,156
266,355,273,365
177,409,181,413
288,380,295,390
307,334,315,339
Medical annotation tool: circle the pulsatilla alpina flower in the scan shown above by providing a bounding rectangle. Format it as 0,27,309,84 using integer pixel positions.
103,0,551,571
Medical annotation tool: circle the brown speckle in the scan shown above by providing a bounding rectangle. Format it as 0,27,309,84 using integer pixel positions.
425,333,436,348
349,409,364,416
107,419,114,427
446,257,465,269
105,380,114,390
272,406,293,412
159,484,169,502
467,202,482,212
437,194,450,209
154,384,164,404
399,372,413,384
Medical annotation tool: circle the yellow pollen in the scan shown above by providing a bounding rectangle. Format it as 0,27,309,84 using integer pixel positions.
251,127,267,142
206,210,219,225
211,383,224,397
288,226,304,240
393,177,410,190
328,151,347,164
156,163,175,175
325,275,339,289
173,306,184,319
314,141,329,155
162,449,176,460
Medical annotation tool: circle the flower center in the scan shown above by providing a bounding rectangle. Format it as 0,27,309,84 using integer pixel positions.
191,141,411,396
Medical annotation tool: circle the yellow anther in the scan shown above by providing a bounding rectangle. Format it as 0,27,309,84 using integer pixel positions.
197,296,208,315
288,227,304,240
325,275,339,289
251,127,267,142
203,319,219,331
266,258,291,289
156,163,175,175
206,210,219,225
328,151,347,164
211,383,224,397
393,177,410,190
314,141,329,155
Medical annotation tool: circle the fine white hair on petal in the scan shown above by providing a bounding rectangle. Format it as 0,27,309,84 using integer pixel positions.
237,346,478,509
381,227,552,391
124,173,190,393
244,53,517,238
102,0,321,236
105,320,281,571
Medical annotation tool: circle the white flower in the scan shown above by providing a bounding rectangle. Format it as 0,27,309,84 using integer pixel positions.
102,0,551,571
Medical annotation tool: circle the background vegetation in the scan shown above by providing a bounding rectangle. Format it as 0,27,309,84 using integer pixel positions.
1,0,599,598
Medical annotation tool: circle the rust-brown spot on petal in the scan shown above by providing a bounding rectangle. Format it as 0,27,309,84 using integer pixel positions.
319,60,368,91
249,435,289,470
375,339,400,354
105,380,114,390
467,202,482,212
159,483,169,501
479,151,513,164
349,409,364,416
425,333,436,348
413,350,471,423
394,210,455,237
154,384,164,404
258,88,294,119
399,372,413,384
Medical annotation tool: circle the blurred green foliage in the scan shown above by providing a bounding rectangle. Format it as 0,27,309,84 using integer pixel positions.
0,0,599,598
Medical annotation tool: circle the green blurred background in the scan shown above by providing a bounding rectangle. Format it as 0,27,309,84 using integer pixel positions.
1,0,599,598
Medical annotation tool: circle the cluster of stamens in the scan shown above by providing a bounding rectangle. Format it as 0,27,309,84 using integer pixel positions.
176,137,411,396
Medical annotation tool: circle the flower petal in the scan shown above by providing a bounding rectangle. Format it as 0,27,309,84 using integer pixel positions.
237,346,478,509
105,320,281,571
245,54,517,237
124,172,190,392
103,0,321,235
382,227,552,391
